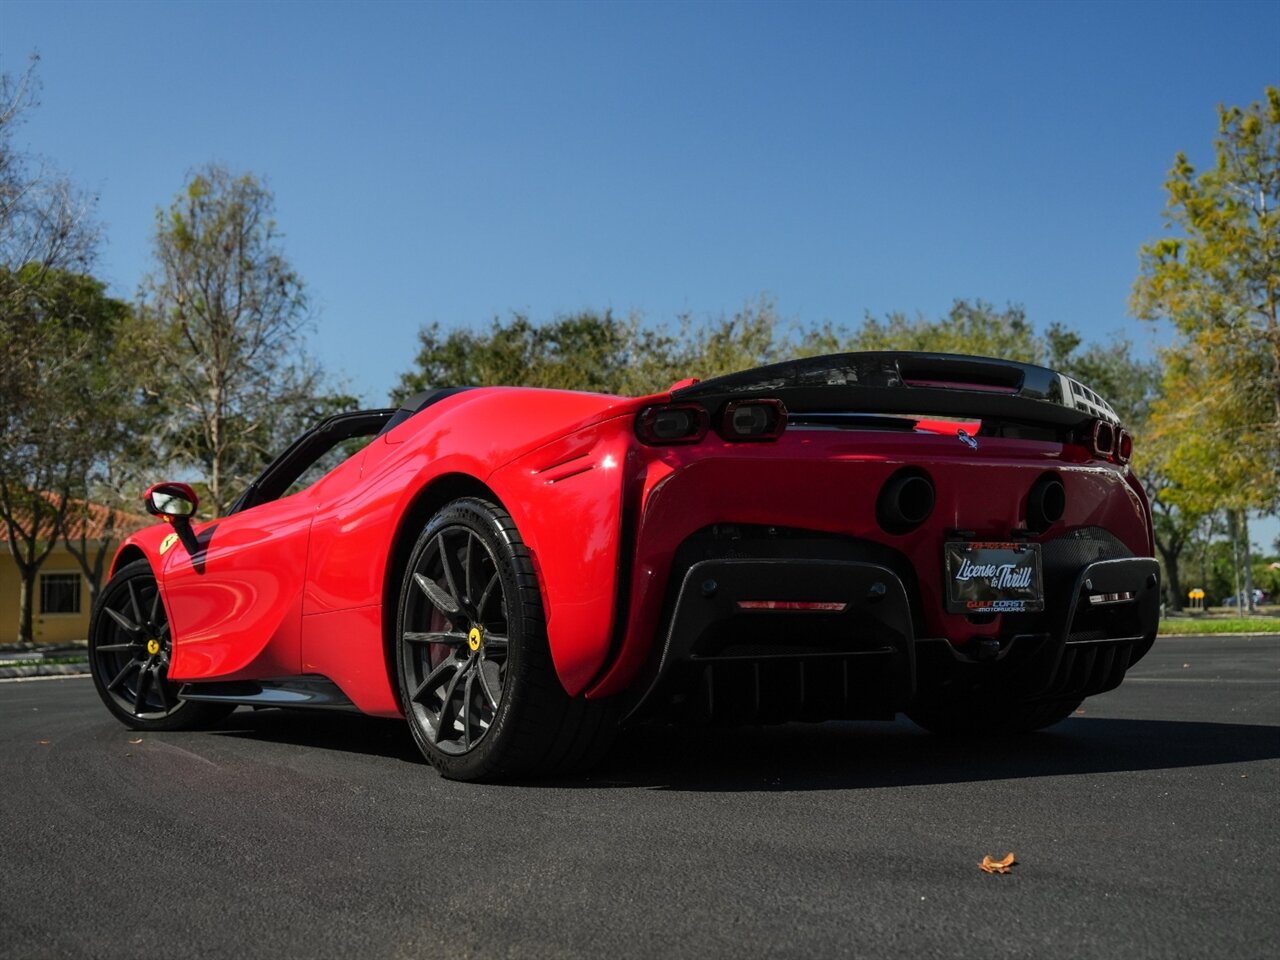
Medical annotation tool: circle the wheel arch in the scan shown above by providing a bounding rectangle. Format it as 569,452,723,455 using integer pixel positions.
379,413,636,702
381,472,507,693
111,544,148,578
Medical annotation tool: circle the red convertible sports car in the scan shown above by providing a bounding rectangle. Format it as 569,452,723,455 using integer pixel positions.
89,352,1159,781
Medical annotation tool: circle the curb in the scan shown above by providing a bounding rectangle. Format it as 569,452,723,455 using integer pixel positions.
0,662,91,680
2,634,1274,680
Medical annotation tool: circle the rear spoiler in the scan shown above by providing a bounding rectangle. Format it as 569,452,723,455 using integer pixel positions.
671,352,1120,429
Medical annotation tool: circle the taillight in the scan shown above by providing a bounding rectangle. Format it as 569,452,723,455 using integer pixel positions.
1090,420,1115,459
1115,429,1133,464
635,403,709,445
716,399,788,441
1087,420,1133,465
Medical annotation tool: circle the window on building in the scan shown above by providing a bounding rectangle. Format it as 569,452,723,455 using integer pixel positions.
39,573,81,615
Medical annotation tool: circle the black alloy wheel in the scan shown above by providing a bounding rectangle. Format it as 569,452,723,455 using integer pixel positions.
400,511,510,755
88,560,233,730
396,497,619,781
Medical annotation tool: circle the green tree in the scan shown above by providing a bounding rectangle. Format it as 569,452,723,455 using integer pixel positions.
398,297,1159,419
396,298,796,401
0,56,122,643
1132,87,1280,611
142,165,348,516
397,309,688,399
399,310,637,395
0,57,98,316
1137,456,1205,613
1044,326,1158,430
60,306,164,604
1254,552,1280,601
805,298,1157,425
0,268,135,641
851,299,1044,361
671,296,791,381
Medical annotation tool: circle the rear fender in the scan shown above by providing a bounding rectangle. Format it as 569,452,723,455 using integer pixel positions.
487,415,634,696
1124,469,1156,558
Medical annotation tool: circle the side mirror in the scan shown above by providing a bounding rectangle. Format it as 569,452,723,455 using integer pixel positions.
144,482,202,557
144,482,200,519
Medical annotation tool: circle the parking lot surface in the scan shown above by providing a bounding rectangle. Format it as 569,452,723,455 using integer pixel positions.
1,635,1276,959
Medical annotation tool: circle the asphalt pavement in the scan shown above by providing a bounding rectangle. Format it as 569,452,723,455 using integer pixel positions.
1,635,1277,960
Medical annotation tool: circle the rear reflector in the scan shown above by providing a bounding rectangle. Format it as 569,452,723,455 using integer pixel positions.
736,600,848,612
1087,591,1135,606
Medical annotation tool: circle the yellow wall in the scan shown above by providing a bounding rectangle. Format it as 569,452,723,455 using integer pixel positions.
0,548,94,645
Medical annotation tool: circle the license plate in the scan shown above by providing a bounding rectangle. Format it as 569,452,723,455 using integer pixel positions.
944,541,1044,613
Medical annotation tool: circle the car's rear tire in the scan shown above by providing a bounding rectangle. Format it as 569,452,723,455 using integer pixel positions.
396,497,617,781
907,697,1083,735
89,559,236,730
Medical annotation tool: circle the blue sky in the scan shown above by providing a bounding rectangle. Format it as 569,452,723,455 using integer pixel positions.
3,0,1278,546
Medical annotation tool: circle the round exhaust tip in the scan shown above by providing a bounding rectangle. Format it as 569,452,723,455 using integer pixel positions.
1027,474,1066,531
877,470,935,534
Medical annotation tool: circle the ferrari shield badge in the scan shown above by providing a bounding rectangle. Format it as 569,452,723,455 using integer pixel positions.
159,532,179,555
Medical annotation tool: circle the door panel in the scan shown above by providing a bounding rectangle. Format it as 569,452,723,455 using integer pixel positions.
162,495,315,681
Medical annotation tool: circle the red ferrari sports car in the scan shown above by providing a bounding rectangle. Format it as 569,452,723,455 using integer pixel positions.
89,352,1159,780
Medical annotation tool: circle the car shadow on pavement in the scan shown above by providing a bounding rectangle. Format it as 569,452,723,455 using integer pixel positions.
208,707,1280,792
579,716,1280,792
213,708,423,762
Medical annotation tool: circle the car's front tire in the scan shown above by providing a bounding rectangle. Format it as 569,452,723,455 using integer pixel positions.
396,498,616,781
88,559,235,730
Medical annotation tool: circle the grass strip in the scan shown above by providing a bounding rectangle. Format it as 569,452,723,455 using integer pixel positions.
1158,618,1280,636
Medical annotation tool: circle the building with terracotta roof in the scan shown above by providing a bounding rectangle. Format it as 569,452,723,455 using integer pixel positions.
1,498,151,645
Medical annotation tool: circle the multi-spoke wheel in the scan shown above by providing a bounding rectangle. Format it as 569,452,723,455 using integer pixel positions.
396,498,618,781
88,560,234,730
401,513,509,754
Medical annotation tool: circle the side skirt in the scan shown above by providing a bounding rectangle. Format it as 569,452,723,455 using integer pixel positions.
178,676,360,712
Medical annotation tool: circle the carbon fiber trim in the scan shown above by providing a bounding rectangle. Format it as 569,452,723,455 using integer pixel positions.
672,352,1122,428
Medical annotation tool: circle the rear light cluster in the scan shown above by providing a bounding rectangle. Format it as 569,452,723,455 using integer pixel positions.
635,399,787,446
1089,420,1133,465
635,403,708,445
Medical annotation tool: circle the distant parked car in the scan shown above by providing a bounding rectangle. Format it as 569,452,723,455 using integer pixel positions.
1221,590,1267,607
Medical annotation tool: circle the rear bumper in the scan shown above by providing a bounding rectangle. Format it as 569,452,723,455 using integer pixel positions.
917,555,1160,707
587,440,1153,699
625,547,1159,724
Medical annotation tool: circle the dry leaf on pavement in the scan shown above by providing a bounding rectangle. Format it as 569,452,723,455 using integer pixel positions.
979,853,1017,874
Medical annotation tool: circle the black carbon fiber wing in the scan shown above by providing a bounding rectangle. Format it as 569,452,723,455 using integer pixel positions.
671,352,1120,429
